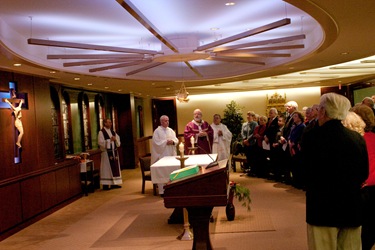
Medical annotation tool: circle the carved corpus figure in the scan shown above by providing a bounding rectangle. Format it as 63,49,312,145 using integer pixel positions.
5,98,24,148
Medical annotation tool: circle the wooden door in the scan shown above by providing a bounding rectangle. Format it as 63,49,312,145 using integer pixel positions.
151,98,177,132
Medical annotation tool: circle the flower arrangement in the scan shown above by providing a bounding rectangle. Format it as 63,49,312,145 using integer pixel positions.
229,181,251,211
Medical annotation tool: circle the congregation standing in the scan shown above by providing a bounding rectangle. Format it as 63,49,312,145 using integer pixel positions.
236,95,375,250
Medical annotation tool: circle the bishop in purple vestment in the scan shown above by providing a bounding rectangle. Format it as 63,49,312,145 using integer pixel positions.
184,109,213,155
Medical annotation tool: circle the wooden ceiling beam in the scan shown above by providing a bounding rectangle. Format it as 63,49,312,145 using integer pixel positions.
194,18,291,52
212,34,306,52
89,59,152,72
28,38,161,55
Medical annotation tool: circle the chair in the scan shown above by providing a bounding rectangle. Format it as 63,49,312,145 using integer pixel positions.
139,156,157,195
230,140,247,172
80,160,97,196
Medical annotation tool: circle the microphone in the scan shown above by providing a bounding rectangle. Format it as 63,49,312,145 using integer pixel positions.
194,145,218,169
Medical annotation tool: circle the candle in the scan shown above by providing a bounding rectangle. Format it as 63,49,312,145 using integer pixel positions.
190,136,195,146
179,142,184,154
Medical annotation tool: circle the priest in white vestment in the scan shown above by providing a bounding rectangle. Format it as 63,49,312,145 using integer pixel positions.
151,115,179,194
211,114,232,161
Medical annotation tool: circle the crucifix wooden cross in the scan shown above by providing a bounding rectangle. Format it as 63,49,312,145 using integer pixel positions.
0,81,28,164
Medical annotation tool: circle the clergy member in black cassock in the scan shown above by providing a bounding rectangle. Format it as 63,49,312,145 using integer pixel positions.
98,118,122,190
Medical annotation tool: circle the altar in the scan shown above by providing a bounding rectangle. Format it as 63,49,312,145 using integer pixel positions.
150,154,217,186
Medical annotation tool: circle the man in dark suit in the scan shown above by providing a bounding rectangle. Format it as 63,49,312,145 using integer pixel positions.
281,101,298,182
263,108,279,178
301,93,368,250
283,100,299,139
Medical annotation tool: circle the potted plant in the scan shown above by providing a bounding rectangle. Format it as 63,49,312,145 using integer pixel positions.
222,100,244,146
226,181,251,221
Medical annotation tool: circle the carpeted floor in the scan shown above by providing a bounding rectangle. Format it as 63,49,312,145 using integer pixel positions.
211,209,275,234
0,164,309,250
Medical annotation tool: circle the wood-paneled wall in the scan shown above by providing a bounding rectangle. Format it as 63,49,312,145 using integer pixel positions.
0,69,140,239
0,71,82,239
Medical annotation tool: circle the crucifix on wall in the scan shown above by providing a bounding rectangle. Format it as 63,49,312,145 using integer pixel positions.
0,81,28,164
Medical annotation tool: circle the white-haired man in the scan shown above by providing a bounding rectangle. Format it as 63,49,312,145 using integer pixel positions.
151,115,179,164
283,100,299,139
184,109,213,155
301,93,368,250
151,115,179,195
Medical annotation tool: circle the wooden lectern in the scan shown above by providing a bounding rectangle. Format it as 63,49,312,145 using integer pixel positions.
164,160,228,250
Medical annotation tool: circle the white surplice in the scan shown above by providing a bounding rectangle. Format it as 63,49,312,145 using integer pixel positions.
151,126,179,194
151,126,179,164
211,123,232,161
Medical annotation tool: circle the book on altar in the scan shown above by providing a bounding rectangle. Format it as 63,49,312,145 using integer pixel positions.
169,165,199,181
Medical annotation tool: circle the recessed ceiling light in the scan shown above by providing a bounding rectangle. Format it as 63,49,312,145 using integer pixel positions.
341,52,349,55
118,89,122,92
49,71,56,74
13,63,21,67
225,2,235,6
87,83,93,86
104,86,109,89
74,77,80,81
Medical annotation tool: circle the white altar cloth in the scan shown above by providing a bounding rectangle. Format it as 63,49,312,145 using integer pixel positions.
151,154,217,184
